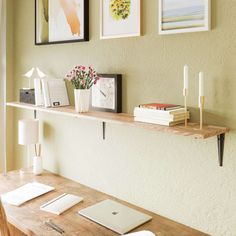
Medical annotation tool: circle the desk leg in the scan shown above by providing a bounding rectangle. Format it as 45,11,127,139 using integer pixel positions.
8,223,26,236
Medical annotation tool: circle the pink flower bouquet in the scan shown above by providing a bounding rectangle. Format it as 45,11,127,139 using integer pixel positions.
65,66,99,89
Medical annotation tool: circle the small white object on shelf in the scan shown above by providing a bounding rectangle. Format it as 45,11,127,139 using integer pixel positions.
74,89,90,113
24,67,46,106
199,71,204,97
183,65,189,90
40,193,83,215
42,79,69,108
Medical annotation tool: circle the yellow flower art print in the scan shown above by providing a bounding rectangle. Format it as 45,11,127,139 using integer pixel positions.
109,0,131,20
101,0,141,39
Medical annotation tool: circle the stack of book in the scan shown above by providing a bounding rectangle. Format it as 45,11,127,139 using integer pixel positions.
134,103,190,126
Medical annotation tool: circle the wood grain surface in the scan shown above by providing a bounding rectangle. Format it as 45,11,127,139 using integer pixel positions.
0,199,10,236
0,170,209,236
7,102,229,139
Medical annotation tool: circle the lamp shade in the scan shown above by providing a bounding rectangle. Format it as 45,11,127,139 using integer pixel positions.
23,67,46,79
18,119,39,145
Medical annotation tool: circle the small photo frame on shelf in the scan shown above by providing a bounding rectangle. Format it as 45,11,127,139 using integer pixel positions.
100,0,141,39
35,0,89,45
91,74,122,113
158,0,211,35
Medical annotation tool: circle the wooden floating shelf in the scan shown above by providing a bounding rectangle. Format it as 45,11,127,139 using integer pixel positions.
7,102,229,166
7,102,229,139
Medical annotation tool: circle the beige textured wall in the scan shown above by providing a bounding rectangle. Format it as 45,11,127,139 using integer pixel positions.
9,0,236,235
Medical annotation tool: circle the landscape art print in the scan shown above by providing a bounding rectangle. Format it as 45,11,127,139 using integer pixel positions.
35,0,89,45
100,0,141,39
159,0,211,35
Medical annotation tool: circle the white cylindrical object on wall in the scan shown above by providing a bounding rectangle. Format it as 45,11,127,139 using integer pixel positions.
199,72,204,97
18,119,39,145
183,65,189,90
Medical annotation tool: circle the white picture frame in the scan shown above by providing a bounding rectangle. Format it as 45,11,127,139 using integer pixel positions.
100,0,141,39
158,0,211,35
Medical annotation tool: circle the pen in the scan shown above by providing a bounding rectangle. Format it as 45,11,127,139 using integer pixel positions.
45,220,65,234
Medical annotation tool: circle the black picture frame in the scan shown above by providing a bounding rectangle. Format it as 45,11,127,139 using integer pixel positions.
90,74,122,113
35,0,89,45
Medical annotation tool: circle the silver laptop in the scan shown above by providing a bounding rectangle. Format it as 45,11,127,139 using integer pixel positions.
78,199,152,235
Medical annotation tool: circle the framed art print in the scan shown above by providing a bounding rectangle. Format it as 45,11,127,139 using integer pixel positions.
159,0,211,35
100,0,141,39
91,74,122,113
35,0,89,45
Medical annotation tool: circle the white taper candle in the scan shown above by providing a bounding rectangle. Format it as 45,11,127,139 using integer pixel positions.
199,72,204,97
184,65,189,90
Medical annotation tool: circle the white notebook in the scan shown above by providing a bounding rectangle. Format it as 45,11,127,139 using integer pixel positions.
1,182,54,206
40,193,83,215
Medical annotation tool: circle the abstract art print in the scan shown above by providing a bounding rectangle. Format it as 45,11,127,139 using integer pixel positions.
100,0,141,39
159,0,211,35
35,0,89,45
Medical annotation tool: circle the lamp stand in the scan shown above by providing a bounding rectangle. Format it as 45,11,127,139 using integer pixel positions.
27,145,31,168
19,145,33,175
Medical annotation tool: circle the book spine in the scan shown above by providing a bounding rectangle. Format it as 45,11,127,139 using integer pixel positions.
134,117,184,126
134,107,187,117
135,114,189,122
42,80,51,107
139,105,182,110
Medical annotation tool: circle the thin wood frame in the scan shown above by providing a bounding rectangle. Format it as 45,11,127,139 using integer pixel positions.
158,0,211,35
35,0,89,45
90,74,122,113
100,0,141,39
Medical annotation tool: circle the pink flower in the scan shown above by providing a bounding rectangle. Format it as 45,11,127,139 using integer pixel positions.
65,65,98,89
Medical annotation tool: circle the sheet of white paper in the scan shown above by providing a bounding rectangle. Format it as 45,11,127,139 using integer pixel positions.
124,231,156,236
1,182,54,206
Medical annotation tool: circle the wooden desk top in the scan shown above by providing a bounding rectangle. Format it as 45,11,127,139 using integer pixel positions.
0,171,208,236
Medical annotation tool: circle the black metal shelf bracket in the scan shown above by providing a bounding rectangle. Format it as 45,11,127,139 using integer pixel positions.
102,122,106,140
34,110,37,119
217,133,225,167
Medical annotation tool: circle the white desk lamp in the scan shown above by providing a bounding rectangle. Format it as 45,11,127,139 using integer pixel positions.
23,67,46,88
23,67,46,106
18,119,39,172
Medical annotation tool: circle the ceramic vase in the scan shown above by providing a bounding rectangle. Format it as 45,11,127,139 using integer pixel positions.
33,156,43,175
74,89,90,113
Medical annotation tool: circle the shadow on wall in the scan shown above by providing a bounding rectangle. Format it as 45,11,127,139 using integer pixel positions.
189,106,233,130
43,121,61,173
211,0,216,30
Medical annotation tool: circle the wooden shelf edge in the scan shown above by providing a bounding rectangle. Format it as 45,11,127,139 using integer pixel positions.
6,102,229,140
